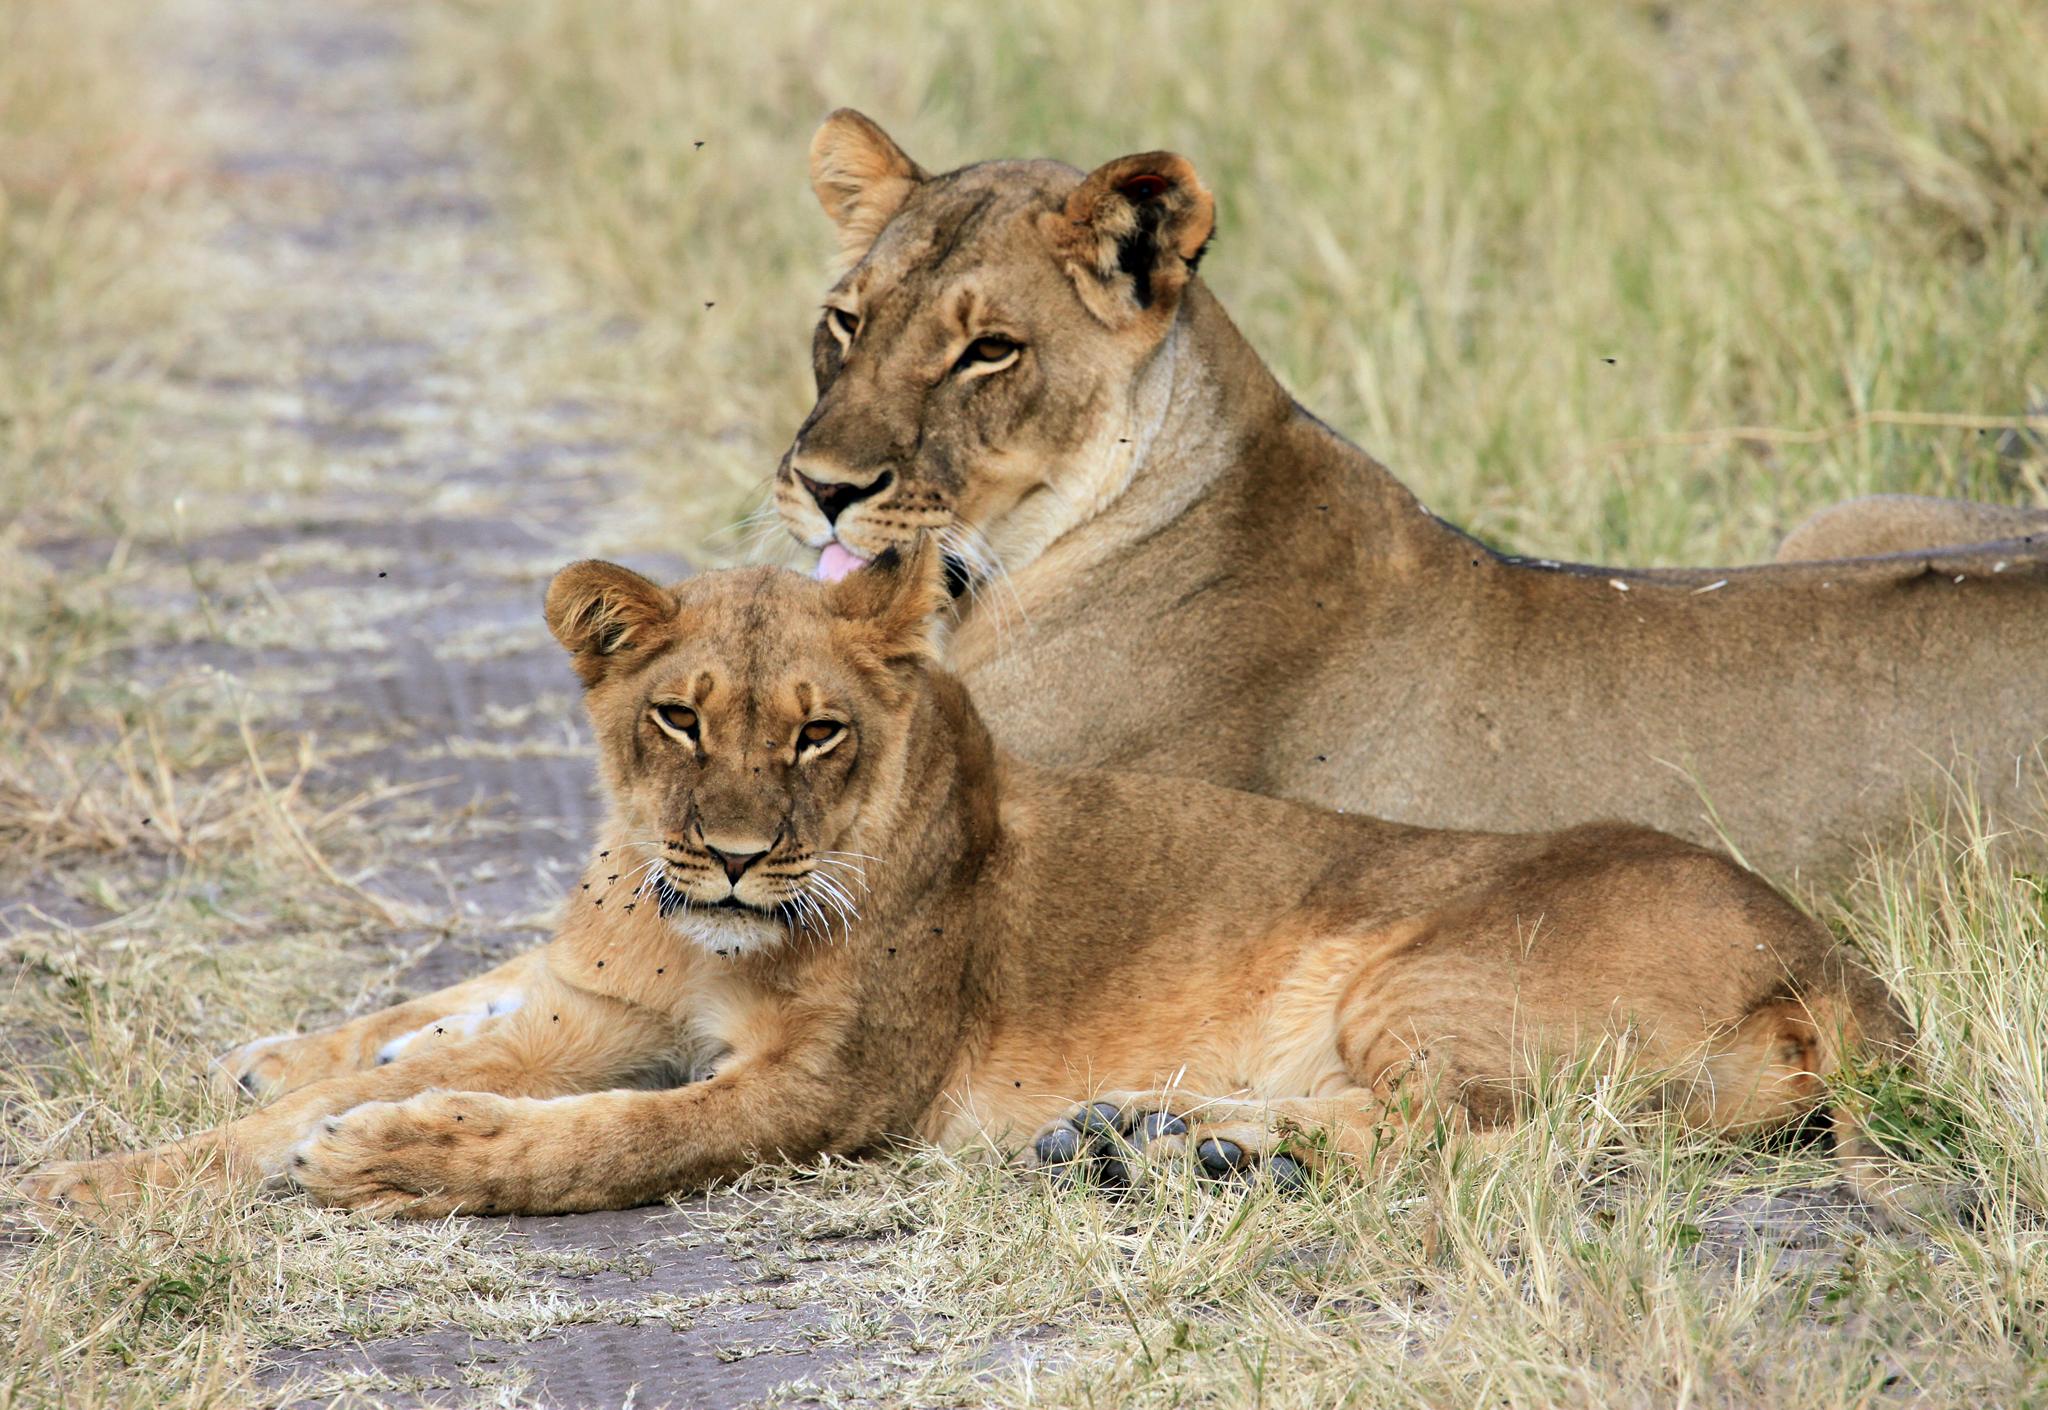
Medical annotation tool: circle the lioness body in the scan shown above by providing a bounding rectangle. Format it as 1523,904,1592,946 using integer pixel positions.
945,300,2047,879
28,558,1903,1215
778,114,2048,883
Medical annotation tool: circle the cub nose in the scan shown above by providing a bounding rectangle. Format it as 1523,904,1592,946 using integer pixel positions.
796,467,893,526
703,843,769,884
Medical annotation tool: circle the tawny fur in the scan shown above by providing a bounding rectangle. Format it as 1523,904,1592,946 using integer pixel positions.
775,111,2048,884
1775,494,2048,563
24,552,1908,1217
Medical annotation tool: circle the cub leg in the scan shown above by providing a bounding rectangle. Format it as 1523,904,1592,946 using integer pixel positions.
23,963,669,1209
215,946,548,1101
288,1046,853,1218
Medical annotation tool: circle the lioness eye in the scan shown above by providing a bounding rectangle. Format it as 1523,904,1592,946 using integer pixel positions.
827,307,859,341
653,703,699,740
955,336,1021,373
799,719,844,750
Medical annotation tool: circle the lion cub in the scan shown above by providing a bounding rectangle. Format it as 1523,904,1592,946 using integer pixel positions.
27,546,1907,1215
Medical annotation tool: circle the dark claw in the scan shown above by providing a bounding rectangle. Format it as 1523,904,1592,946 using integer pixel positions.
1196,1138,1246,1178
1267,1154,1310,1191
1135,1112,1187,1146
1035,1121,1082,1167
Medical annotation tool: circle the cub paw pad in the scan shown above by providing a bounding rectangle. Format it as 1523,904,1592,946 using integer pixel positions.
1034,1121,1082,1167
1196,1138,1247,1178
1267,1154,1310,1191
1136,1112,1187,1144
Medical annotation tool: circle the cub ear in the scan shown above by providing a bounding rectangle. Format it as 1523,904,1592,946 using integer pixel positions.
809,109,927,263
823,536,948,672
1048,151,1215,329
545,560,680,687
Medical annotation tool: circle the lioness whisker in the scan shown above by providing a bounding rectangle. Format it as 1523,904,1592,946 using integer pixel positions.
713,499,781,534
942,519,1029,638
738,518,800,561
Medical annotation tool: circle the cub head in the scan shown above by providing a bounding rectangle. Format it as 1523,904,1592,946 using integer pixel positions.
776,109,1216,592
545,542,948,957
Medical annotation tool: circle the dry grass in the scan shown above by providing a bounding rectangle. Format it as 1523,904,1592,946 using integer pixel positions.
3,2,2046,1407
422,0,2048,566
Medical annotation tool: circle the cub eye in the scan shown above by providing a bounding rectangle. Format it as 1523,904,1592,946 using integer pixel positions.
652,703,699,741
826,307,859,342
954,336,1021,374
798,718,845,751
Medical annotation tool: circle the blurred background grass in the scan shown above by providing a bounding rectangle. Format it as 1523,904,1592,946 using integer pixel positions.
0,0,191,539
423,0,2048,565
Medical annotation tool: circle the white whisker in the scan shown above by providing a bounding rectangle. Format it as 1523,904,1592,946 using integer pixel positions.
810,871,860,922
813,857,869,892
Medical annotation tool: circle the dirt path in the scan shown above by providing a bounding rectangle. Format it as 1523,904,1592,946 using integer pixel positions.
64,1,858,1404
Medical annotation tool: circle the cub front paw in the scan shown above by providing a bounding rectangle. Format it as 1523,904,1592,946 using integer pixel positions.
213,1031,350,1102
19,1154,157,1210
286,1091,517,1217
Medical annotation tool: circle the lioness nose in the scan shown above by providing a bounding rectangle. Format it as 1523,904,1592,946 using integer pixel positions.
704,843,769,884
796,467,892,526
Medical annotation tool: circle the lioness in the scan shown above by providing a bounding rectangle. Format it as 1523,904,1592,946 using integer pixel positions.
776,111,2048,883
26,548,1907,1216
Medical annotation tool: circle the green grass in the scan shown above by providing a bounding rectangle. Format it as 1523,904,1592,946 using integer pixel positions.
423,0,2048,565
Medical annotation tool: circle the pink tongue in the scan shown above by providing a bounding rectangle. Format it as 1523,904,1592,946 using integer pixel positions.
815,541,871,583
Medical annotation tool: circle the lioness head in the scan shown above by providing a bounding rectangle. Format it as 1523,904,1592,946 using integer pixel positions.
545,545,946,956
776,109,1216,590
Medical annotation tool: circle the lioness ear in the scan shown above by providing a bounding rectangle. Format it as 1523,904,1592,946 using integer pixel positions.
823,537,947,671
545,560,680,687
1049,151,1214,329
809,109,926,262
